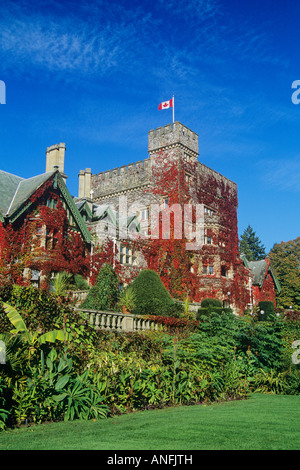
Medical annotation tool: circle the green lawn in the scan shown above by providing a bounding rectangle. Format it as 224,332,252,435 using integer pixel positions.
1,394,300,450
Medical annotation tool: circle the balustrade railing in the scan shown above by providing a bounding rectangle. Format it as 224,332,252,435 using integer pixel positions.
75,308,159,332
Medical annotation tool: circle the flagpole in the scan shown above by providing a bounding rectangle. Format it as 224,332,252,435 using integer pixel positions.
172,95,175,123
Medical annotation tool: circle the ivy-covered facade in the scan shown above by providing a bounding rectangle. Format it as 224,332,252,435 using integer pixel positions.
0,168,92,288
78,121,281,314
0,123,281,313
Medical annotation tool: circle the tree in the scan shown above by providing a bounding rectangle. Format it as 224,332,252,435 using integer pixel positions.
81,263,119,311
130,269,180,316
239,225,266,261
269,237,300,310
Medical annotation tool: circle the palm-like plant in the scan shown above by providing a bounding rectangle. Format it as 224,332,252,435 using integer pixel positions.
118,286,136,313
1,302,70,355
52,271,72,296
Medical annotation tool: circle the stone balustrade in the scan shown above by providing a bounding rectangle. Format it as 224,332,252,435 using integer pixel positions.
75,308,159,332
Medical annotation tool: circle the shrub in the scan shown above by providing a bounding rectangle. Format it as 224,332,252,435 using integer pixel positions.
74,274,90,291
130,269,178,316
0,284,71,334
81,264,119,311
197,306,233,320
258,301,275,321
201,298,223,308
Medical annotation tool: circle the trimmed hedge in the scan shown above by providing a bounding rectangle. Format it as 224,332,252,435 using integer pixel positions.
201,298,223,308
130,269,183,316
197,307,233,320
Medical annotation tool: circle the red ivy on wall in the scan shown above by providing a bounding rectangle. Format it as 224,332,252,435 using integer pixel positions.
129,149,251,312
251,260,277,305
0,178,90,288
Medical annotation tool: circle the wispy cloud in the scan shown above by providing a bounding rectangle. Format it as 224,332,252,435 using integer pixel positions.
0,1,161,82
0,7,132,77
0,0,282,84
258,157,300,193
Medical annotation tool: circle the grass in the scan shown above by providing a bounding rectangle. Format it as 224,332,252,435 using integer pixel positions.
1,394,300,450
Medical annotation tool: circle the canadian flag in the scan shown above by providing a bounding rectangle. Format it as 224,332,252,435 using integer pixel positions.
158,98,173,110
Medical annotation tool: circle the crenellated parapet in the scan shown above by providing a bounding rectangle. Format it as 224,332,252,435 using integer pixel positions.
148,121,199,157
91,158,152,201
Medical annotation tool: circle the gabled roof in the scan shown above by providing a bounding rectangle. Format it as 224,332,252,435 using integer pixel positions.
91,202,141,232
0,170,25,219
0,169,56,222
73,198,93,221
0,169,92,244
247,259,281,293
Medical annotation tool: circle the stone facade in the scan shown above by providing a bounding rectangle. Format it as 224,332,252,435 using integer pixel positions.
76,121,246,311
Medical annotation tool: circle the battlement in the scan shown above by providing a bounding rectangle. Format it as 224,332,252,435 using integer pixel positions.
148,122,199,156
91,158,151,200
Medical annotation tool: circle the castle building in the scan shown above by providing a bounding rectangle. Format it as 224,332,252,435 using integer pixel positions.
77,122,256,313
0,122,280,312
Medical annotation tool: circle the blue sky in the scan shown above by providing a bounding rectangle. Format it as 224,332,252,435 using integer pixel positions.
0,0,300,252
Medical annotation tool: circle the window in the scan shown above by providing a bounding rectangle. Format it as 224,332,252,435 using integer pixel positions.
141,208,149,221
221,266,228,277
185,153,193,163
30,270,41,288
46,229,53,249
162,197,169,208
119,244,135,265
185,173,192,184
203,265,214,275
46,198,58,209
204,230,212,245
204,207,213,216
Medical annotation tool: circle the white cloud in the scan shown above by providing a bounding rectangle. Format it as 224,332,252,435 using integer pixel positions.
0,1,159,81
0,0,281,84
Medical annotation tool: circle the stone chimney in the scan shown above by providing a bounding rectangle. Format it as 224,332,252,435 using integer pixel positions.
46,143,67,182
78,168,92,200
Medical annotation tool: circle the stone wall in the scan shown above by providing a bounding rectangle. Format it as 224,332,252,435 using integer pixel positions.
148,122,199,156
91,158,151,202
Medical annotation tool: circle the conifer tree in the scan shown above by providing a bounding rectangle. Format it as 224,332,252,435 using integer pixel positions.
81,263,119,311
269,237,300,309
239,225,266,261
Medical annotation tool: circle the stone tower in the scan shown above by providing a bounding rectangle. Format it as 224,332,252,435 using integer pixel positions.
148,121,199,163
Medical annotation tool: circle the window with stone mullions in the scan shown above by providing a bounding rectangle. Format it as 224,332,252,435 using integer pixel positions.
119,244,133,265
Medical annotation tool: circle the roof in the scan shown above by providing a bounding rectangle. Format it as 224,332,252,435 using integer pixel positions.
91,203,140,231
0,169,92,244
248,260,267,286
247,259,281,293
0,170,24,218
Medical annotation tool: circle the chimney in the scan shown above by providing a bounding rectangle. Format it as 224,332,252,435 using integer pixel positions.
46,143,67,182
78,168,92,201
78,170,85,199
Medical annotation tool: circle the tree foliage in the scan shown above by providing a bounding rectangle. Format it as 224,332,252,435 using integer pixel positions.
239,225,266,261
269,237,300,310
81,263,119,311
130,269,181,316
